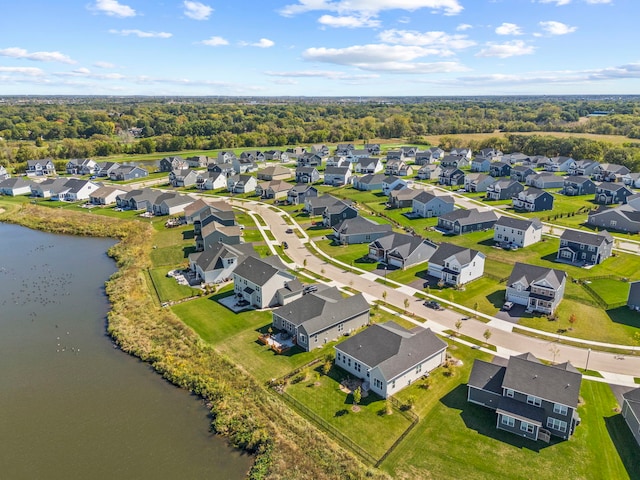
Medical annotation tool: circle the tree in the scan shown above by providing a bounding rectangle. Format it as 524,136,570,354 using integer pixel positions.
403,298,410,312
483,329,492,344
322,361,331,376
385,399,393,416
455,320,463,336
352,386,361,406
302,258,307,268
568,313,577,331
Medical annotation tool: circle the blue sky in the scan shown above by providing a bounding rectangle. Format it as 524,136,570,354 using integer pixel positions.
1,0,637,96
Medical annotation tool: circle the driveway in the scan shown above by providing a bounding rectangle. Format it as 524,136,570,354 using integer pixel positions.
494,303,526,324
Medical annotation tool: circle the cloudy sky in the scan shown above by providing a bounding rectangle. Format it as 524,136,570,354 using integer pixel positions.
1,0,637,96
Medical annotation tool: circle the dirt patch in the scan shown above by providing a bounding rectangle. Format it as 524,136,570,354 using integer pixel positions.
0,208,5,214
339,378,369,398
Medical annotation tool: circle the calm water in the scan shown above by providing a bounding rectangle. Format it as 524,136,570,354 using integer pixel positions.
0,223,251,479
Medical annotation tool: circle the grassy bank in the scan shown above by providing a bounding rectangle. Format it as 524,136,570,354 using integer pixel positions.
0,202,385,480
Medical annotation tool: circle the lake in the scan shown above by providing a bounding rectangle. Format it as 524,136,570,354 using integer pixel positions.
0,223,252,479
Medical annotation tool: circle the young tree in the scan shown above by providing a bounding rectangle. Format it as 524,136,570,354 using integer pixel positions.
382,290,388,301
322,361,331,376
568,313,577,331
352,386,361,406
483,328,492,344
303,258,307,268
403,298,410,312
454,319,463,336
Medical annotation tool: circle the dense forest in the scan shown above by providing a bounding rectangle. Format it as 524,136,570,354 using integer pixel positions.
2,96,640,171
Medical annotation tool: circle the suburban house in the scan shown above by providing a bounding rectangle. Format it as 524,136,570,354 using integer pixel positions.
272,286,369,351
335,322,447,398
332,216,392,245
594,182,633,205
169,169,199,188
0,177,33,196
322,200,358,227
382,176,408,195
189,242,256,284
66,158,97,175
438,167,465,186
464,173,496,193
187,199,235,227
217,151,236,164
388,187,421,209
449,148,472,159
592,163,630,182
478,148,503,160
160,156,188,172
305,194,346,216
256,180,290,200
233,256,297,309
624,173,640,188
627,281,640,311
489,161,512,178
415,151,438,165
525,173,565,190
622,388,640,447
425,146,445,160
116,189,162,211
196,171,227,191
354,158,383,174
416,164,442,180
26,159,56,176
512,188,554,212
198,222,243,250
368,233,438,269
326,157,351,169
336,143,355,156
109,165,148,181
467,352,582,442
384,160,413,176
568,159,600,177
208,163,235,177
264,150,286,161
31,178,71,198
287,184,318,205
545,156,575,172
310,144,330,157
240,150,265,163
486,179,524,201
587,204,640,233
437,208,498,235
386,150,405,162
411,191,455,218
286,146,306,157
400,146,418,158
526,155,551,169
365,143,381,155
348,149,370,160
510,166,536,183
493,217,543,248
506,263,567,314
257,165,291,181
556,229,613,266
50,178,100,202
427,243,485,286
0,166,8,181
227,174,257,194
561,176,596,196
185,155,211,168
502,152,530,165
297,153,324,168
324,166,352,186
89,185,126,206
95,161,119,178
232,157,258,174
440,155,469,169
470,157,491,173
295,166,320,184
353,173,385,191
151,193,193,216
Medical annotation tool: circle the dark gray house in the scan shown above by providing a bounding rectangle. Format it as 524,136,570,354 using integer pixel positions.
594,182,633,205
368,233,438,270
109,165,148,181
489,162,512,178
510,166,535,183
297,153,324,168
468,352,582,442
437,208,498,235
486,179,524,201
287,184,318,205
333,216,392,245
627,281,640,311
470,157,491,172
411,191,455,218
439,167,465,186
556,229,613,266
588,205,640,234
464,173,496,193
272,287,369,352
388,187,421,209
305,194,345,216
159,156,188,172
512,188,554,212
440,155,469,169
561,176,596,196
295,166,320,184
622,388,640,447
323,200,358,227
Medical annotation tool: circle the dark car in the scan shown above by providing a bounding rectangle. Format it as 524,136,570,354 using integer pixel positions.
423,300,443,310
303,284,318,294
285,228,294,234
282,241,288,249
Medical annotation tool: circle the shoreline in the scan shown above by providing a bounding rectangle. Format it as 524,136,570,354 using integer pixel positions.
0,203,380,480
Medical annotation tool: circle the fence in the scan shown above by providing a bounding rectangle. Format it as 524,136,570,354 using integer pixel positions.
375,397,420,467
576,275,630,310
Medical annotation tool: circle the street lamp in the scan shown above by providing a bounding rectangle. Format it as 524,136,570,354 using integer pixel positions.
585,348,592,372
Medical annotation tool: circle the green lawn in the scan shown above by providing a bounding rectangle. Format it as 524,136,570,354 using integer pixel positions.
385,263,428,284
241,227,264,243
385,346,639,480
587,278,631,306
285,366,414,460
314,239,378,271
148,267,200,302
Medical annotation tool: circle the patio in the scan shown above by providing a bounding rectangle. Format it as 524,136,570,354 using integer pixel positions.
218,293,254,313
258,331,296,354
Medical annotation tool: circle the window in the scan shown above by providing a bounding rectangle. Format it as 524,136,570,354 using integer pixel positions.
520,422,535,434
355,363,361,372
416,364,422,374
588,245,595,252
374,378,383,389
336,352,341,362
553,404,568,415
314,335,318,343
610,220,617,227
501,416,515,427
338,323,344,332
526,395,542,407
505,388,514,398
347,358,351,367
299,334,306,343
547,417,567,433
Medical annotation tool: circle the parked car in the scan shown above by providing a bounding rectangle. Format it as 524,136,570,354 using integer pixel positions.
286,228,294,234
303,284,318,294
282,241,288,249
424,300,443,310
502,301,514,311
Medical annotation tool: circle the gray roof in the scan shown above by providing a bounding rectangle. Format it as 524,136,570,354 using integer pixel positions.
390,188,421,201
333,216,392,236
382,175,402,184
560,229,613,247
189,242,255,271
623,387,640,419
356,173,386,185
507,262,566,291
413,190,455,205
387,237,438,262
325,166,350,175
336,322,446,381
597,182,630,193
273,287,369,335
289,184,316,195
521,187,549,198
90,185,125,198
495,216,542,231
429,242,483,267
627,281,640,307
468,359,506,394
0,177,32,188
564,175,592,185
502,353,581,408
440,208,498,226
493,179,520,189
307,194,342,210
234,255,285,286
259,165,289,176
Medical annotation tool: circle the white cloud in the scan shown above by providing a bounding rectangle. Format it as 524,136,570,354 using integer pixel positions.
456,23,472,31
0,47,76,64
538,0,572,5
90,0,136,17
200,36,229,46
378,29,476,50
183,1,213,20
53,68,126,80
539,21,577,35
585,0,612,3
495,23,523,35
109,29,173,38
93,61,116,69
318,15,381,28
476,40,535,58
280,0,463,17
241,38,275,48
0,66,45,76
264,70,379,80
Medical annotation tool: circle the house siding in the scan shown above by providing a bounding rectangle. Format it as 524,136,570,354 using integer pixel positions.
298,311,369,352
622,401,640,446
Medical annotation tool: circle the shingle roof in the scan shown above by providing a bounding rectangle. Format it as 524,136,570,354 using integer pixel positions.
507,262,566,291
623,387,640,419
564,175,592,185
413,190,455,205
234,255,286,286
560,229,613,247
468,359,506,394
502,353,581,407
333,216,392,236
336,322,446,381
356,173,385,185
439,208,498,226
189,242,255,271
429,242,482,266
0,177,32,188
495,216,542,231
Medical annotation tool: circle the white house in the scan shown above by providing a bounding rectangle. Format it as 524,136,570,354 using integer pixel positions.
196,171,228,191
89,185,127,205
493,217,543,248
335,322,447,398
427,243,485,286
382,176,407,195
52,179,100,202
189,243,255,284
